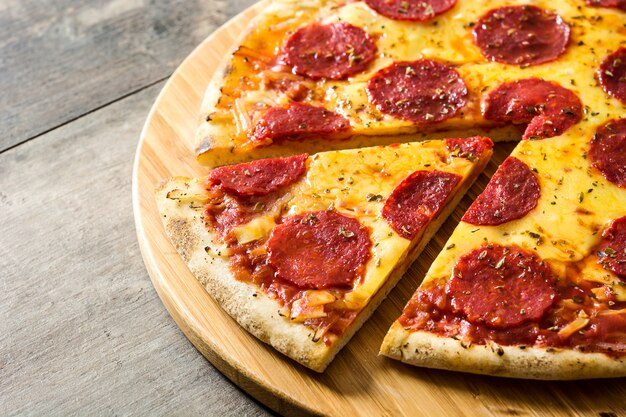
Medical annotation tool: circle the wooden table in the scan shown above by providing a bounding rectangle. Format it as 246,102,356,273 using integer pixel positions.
0,1,273,415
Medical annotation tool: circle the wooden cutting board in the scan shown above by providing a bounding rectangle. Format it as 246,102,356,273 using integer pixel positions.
132,2,626,416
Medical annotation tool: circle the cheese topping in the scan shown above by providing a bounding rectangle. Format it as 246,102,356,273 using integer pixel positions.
233,215,277,244
284,142,479,309
427,130,626,289
198,0,626,167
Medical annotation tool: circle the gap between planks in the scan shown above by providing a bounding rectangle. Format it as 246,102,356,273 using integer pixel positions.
0,75,171,156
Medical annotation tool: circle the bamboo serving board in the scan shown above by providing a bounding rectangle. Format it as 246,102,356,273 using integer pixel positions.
132,2,626,416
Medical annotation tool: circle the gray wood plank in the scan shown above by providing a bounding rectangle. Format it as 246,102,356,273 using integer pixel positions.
0,0,257,152
0,81,274,417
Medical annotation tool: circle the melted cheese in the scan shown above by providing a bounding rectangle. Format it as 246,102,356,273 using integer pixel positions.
280,141,483,310
233,215,277,244
198,0,626,167
426,131,626,287
580,259,626,302
332,0,626,131
205,141,483,312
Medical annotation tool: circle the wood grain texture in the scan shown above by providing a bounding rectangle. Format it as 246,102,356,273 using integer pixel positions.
0,0,256,152
133,3,626,417
0,80,273,417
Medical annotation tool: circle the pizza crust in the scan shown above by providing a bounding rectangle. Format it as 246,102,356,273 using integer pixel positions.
381,322,626,380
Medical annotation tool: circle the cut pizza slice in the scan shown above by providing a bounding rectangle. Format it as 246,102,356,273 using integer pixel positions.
156,137,492,372
381,121,626,379
195,0,626,167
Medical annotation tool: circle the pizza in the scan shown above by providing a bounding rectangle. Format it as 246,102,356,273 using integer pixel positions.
156,138,492,371
154,0,626,378
194,0,625,168
381,126,626,379
366,0,626,379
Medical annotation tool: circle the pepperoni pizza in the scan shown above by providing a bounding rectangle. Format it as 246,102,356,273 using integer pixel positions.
156,138,492,371
382,127,626,379
370,0,626,379
155,0,626,378
194,0,625,168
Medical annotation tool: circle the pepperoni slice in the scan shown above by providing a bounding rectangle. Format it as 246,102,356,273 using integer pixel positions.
483,78,582,140
447,244,557,329
599,48,626,104
462,157,540,226
203,192,279,239
597,216,626,279
444,136,494,161
208,154,307,196
267,210,372,290
279,22,377,80
586,0,626,11
473,6,570,66
367,60,468,123
250,103,350,145
382,170,461,240
364,0,457,22
589,119,626,188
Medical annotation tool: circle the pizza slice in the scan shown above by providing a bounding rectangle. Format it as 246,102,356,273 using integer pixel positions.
381,120,626,379
156,137,492,372
195,0,626,167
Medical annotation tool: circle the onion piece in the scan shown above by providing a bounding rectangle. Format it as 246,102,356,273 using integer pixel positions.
233,45,272,63
290,298,327,322
304,290,337,307
206,110,233,122
558,311,590,339
166,189,209,204
598,308,626,316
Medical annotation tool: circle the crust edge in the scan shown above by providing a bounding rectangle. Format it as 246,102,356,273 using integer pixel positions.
380,322,626,380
